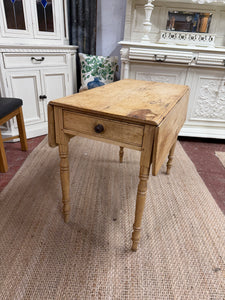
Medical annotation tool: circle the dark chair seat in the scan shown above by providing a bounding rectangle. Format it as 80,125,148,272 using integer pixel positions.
0,98,23,119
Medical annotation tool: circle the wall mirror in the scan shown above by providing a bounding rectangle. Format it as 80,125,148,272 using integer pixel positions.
166,11,213,33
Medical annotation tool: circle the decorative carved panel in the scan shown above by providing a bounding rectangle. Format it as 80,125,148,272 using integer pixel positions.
136,72,179,84
159,30,216,46
191,78,225,120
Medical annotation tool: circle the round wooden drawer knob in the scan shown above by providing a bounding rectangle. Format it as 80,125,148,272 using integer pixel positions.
94,124,104,133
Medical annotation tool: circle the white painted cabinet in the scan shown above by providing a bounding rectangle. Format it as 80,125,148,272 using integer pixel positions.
0,46,77,138
183,68,225,138
0,0,78,139
4,66,70,137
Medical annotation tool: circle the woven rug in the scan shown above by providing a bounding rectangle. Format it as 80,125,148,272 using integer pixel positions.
215,151,225,168
0,137,225,300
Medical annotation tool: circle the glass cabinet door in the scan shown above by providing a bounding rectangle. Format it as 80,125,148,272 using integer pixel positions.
0,0,33,38
3,0,26,30
36,0,54,32
0,0,66,42
33,0,60,39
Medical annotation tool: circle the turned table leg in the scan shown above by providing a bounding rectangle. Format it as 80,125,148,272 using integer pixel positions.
166,141,177,175
59,143,70,223
119,146,124,163
131,125,154,251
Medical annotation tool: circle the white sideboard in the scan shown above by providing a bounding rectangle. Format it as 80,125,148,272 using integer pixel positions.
0,0,78,139
120,0,225,139
0,45,77,139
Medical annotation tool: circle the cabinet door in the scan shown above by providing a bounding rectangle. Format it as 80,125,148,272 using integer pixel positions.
185,68,225,122
6,70,45,125
130,63,187,85
0,0,33,38
31,0,61,40
41,68,69,120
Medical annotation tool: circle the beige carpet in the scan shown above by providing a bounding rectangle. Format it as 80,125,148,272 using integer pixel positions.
0,137,225,300
215,151,225,168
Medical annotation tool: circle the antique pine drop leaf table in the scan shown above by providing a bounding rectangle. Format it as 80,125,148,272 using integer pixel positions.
48,79,189,251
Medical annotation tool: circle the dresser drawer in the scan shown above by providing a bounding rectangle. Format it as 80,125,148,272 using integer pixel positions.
196,53,225,67
63,111,144,147
3,53,67,69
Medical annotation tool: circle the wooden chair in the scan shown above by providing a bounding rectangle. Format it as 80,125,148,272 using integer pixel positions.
0,97,28,173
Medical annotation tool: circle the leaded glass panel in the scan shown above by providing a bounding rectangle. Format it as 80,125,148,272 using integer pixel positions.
3,0,26,30
36,0,54,32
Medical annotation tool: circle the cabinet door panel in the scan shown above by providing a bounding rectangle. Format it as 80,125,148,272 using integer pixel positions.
185,68,225,122
42,69,68,120
31,0,60,40
0,0,33,38
130,63,187,85
3,0,26,30
7,70,44,125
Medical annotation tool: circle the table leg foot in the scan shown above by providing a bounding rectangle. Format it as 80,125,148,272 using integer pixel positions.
119,146,124,163
166,141,177,175
59,143,70,223
64,213,70,223
131,226,141,251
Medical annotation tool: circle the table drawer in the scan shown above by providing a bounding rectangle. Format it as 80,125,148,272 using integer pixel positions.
3,53,67,69
63,111,144,147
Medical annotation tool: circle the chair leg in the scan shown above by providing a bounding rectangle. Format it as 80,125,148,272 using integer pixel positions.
16,107,28,151
0,130,8,173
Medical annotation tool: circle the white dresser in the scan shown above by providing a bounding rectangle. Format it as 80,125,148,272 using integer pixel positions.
120,0,225,139
0,0,77,139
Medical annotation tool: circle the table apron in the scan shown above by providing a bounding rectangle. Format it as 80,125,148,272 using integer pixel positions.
63,129,143,151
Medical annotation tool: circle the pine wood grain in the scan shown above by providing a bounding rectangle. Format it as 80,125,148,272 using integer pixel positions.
49,79,189,126
48,104,57,148
63,111,144,147
152,91,189,176
54,107,71,223
132,125,155,251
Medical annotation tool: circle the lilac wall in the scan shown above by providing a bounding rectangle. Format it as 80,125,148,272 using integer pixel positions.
96,0,126,57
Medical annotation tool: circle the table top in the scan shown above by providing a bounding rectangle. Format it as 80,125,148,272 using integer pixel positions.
50,79,189,126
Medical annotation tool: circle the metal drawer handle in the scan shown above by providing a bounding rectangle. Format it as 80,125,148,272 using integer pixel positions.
94,124,104,133
31,56,45,62
39,95,47,100
154,55,167,62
